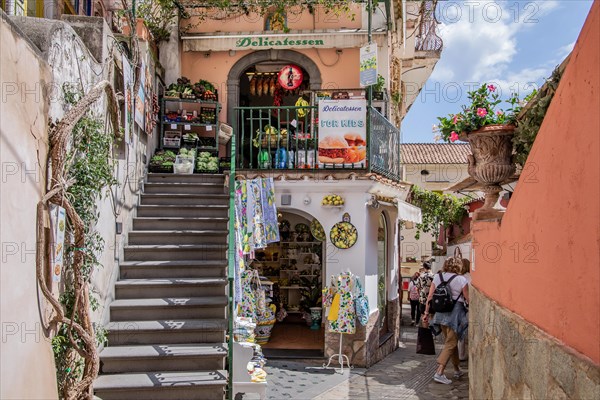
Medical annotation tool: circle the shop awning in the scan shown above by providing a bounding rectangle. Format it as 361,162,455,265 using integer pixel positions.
181,30,386,52
367,181,422,224
397,200,422,224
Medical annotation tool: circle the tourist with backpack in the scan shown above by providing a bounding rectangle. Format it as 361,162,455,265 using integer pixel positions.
408,272,420,325
422,257,469,385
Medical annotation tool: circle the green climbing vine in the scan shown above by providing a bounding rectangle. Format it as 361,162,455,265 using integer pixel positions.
513,65,563,168
408,186,468,240
50,84,117,398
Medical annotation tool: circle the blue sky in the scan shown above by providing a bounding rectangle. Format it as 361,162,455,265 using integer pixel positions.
401,0,594,143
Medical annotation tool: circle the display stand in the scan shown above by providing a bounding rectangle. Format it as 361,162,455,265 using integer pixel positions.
323,333,352,372
233,342,267,400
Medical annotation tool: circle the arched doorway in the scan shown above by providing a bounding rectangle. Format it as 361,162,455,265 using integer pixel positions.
226,50,322,124
250,208,326,357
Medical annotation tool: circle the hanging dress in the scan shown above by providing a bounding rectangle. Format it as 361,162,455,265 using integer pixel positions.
326,272,356,334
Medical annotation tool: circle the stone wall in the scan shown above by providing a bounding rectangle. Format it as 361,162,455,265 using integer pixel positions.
324,298,400,368
470,286,600,400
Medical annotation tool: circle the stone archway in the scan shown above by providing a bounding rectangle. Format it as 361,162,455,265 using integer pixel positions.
226,49,322,124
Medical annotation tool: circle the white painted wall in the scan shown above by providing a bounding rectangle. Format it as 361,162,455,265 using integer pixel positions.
273,178,400,316
0,16,159,399
401,162,470,262
0,15,59,400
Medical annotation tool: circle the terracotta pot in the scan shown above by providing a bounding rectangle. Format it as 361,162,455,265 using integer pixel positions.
460,125,516,220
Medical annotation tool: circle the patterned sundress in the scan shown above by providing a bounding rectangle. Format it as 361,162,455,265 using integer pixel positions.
327,272,356,334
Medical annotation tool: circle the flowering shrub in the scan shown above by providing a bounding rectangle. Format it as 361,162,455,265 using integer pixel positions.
435,84,521,142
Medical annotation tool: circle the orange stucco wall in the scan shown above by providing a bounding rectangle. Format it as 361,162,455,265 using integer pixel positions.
181,47,361,123
184,5,362,34
471,2,600,364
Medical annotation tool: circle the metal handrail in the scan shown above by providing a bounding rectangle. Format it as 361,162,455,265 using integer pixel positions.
226,122,237,400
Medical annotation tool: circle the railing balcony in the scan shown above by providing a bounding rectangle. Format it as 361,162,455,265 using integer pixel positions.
233,105,402,182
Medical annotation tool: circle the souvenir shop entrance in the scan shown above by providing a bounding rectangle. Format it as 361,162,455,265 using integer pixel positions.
251,211,325,356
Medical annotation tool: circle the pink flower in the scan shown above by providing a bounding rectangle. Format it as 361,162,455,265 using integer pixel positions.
496,111,504,116
488,84,496,92
452,115,459,124
477,108,488,117
450,131,459,142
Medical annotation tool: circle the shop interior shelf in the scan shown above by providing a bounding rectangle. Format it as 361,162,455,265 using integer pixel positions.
162,98,219,105
163,121,216,127
280,286,308,289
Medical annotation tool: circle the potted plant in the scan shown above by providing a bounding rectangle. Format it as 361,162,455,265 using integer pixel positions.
300,276,322,330
373,74,385,100
436,84,522,220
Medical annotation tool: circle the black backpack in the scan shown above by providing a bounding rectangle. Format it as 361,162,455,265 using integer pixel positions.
430,272,462,313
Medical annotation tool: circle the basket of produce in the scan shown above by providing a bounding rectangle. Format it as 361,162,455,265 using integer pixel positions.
182,133,198,147
195,151,219,173
218,157,232,173
200,107,217,124
253,125,287,148
148,149,177,173
174,149,196,174
198,137,217,148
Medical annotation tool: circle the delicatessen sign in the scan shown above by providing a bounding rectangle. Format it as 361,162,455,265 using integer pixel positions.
317,100,367,167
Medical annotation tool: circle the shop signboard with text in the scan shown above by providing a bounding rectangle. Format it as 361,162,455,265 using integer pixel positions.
318,100,367,167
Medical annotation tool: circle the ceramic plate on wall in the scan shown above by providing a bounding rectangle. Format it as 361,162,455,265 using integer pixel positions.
310,219,326,241
330,221,358,249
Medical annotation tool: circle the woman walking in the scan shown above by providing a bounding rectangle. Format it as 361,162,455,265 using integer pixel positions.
408,272,421,325
422,257,469,384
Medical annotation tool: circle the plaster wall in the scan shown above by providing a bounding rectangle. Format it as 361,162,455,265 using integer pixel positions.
272,179,401,366
181,46,367,124
184,4,363,34
471,1,600,364
2,13,158,376
0,13,59,400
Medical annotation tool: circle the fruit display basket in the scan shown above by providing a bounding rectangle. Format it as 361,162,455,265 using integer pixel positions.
321,194,345,207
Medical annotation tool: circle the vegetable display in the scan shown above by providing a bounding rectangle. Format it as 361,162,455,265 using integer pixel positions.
196,151,218,172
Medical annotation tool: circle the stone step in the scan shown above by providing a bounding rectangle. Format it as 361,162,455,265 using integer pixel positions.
128,230,228,245
143,182,225,195
136,204,229,218
124,244,227,262
119,260,227,279
94,370,227,400
99,343,227,373
133,217,228,231
140,193,229,206
106,319,227,345
115,278,227,299
147,173,225,185
115,277,227,299
110,297,228,321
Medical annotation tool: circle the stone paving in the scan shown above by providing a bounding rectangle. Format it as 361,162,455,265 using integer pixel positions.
241,305,469,400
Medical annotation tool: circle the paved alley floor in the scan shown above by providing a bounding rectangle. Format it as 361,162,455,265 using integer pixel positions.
240,305,469,400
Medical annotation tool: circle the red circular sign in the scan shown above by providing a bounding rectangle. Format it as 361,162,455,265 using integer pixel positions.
278,65,304,90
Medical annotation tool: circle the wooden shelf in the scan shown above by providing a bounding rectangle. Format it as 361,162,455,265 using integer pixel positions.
280,286,308,289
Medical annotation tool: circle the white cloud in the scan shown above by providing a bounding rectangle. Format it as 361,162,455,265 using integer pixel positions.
430,1,562,95
558,41,576,58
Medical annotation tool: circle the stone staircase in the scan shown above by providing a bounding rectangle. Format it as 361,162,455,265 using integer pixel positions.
94,173,230,400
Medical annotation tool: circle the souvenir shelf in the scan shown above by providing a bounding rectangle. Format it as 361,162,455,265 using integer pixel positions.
160,98,220,152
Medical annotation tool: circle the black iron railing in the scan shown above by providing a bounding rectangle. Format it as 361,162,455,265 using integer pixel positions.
233,105,401,180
